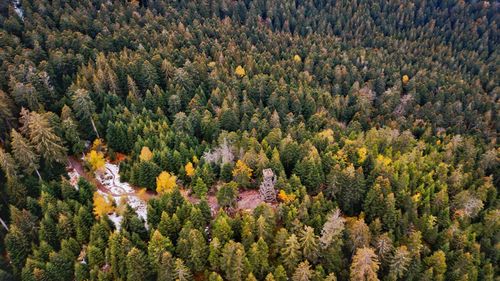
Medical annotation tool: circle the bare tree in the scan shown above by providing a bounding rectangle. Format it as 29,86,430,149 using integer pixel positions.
203,138,234,164
320,208,345,249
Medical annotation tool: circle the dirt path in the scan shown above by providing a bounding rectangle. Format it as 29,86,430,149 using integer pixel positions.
68,156,273,216
68,156,139,197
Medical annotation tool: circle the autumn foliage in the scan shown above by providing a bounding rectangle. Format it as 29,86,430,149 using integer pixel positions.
156,171,177,194
86,150,105,172
235,65,246,77
139,146,153,162
93,192,114,218
185,162,195,177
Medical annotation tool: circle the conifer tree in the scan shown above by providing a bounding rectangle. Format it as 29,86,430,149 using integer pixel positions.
5,226,30,276
350,247,380,281
11,129,41,179
72,88,99,138
281,234,301,272
126,248,151,281
220,241,250,281
299,226,319,263
248,238,270,279
292,260,313,281
19,109,67,164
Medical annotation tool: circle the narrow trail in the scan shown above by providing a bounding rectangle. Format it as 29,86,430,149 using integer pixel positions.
67,156,137,197
68,156,271,216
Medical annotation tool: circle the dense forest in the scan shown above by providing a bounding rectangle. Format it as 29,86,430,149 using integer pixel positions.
0,0,498,280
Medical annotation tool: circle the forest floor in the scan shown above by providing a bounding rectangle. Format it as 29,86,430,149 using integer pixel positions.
67,156,269,220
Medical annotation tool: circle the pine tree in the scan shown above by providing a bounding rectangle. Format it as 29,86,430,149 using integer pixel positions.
72,88,99,138
292,260,313,281
389,245,411,280
212,214,233,244
241,214,256,248
174,258,193,281
299,226,319,263
320,208,345,249
350,247,380,281
192,177,208,198
293,146,324,192
220,241,250,281
177,228,207,272
216,181,239,209
11,129,41,179
5,226,30,276
248,238,270,279
0,147,18,180
209,272,224,281
19,109,67,164
157,251,175,281
108,232,127,280
208,237,222,271
148,230,174,271
374,233,393,263
423,250,446,281
347,218,371,252
126,248,151,281
281,234,301,272
273,265,288,281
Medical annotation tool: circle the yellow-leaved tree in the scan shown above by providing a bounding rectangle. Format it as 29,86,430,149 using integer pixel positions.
139,146,153,161
156,171,177,194
293,54,302,63
357,147,368,164
235,65,246,77
93,192,114,218
86,150,105,172
232,160,252,188
318,129,334,142
185,162,195,177
402,75,410,85
91,138,105,152
278,190,296,203
376,154,392,167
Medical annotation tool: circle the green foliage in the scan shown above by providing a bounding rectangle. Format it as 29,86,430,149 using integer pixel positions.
0,1,497,280
216,181,239,209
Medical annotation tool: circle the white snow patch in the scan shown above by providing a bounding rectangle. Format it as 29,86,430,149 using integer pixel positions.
96,163,135,195
12,0,24,20
67,159,148,230
95,162,148,228
108,213,123,230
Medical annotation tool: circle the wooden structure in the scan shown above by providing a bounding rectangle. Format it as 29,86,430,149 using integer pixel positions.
259,168,277,202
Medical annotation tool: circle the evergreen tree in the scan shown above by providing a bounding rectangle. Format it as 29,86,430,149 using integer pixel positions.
350,247,380,281
220,241,250,281
281,234,301,272
292,260,313,281
5,226,30,276
299,226,319,263
72,88,99,138
11,129,41,179
19,109,67,164
126,248,151,281
248,238,270,280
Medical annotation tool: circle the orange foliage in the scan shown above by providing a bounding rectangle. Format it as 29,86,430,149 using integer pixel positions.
278,190,296,203
139,146,153,161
